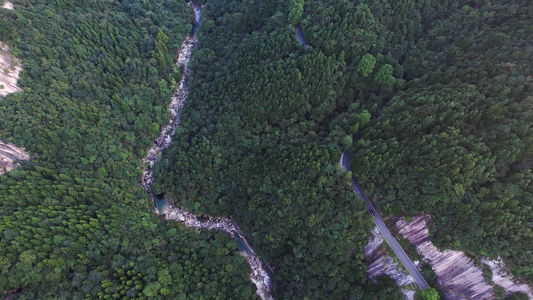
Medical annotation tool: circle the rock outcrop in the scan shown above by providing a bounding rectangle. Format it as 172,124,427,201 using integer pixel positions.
365,227,416,291
396,216,494,299
481,257,533,299
0,140,29,175
2,1,14,10
0,41,22,97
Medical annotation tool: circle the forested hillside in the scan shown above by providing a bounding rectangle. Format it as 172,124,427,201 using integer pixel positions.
304,0,533,285
348,1,533,281
0,1,256,298
1,0,532,298
154,0,533,296
151,0,375,298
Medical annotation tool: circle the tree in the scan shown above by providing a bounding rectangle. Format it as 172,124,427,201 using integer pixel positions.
374,64,395,87
357,54,376,77
416,287,440,300
288,0,304,25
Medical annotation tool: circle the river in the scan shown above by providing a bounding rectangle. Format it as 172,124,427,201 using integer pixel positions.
140,4,273,300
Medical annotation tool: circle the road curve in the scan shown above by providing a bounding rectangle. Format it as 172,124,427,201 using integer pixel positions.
340,152,430,290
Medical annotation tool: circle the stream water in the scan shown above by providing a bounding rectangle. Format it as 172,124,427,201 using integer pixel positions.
140,4,273,299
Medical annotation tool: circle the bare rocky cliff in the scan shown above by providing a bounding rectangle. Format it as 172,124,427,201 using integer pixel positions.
481,257,533,299
365,227,416,299
0,41,22,97
0,140,29,175
396,216,494,299
2,1,14,10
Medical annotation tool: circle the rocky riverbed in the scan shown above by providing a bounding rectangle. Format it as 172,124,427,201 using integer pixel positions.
141,26,196,194
163,203,273,300
140,4,273,300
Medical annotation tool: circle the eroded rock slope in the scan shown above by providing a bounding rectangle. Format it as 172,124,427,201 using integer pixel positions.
396,216,494,299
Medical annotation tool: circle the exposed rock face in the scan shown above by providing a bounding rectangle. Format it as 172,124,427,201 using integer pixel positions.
0,140,29,175
0,42,23,97
396,216,494,299
365,227,416,288
2,1,14,10
481,257,533,299
401,289,416,300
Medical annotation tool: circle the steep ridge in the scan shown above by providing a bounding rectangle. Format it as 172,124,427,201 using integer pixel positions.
396,216,494,299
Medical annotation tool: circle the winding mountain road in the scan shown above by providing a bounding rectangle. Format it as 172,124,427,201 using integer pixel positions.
340,152,429,290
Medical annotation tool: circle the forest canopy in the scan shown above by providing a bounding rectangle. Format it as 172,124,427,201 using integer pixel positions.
1,0,532,298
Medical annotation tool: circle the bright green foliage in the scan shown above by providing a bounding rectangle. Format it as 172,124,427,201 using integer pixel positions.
0,206,255,298
358,54,376,77
288,0,304,25
374,64,395,87
416,287,440,300
0,0,193,210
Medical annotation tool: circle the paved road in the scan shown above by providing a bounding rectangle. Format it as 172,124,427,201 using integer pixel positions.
340,152,429,290
295,24,308,46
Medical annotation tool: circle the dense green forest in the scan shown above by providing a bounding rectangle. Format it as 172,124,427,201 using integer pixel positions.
153,0,533,296
151,0,378,298
0,0,257,298
347,1,533,281
1,0,532,299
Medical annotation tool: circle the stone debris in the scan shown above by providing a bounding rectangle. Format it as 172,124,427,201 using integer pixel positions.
140,5,273,300
396,216,495,299
0,140,29,175
481,257,533,299
0,41,23,97
365,227,416,289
